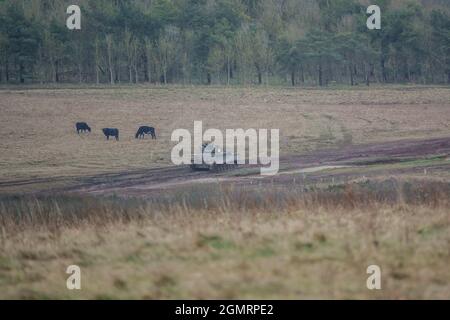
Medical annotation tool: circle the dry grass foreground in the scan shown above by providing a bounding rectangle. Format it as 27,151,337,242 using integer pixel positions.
0,85,450,182
0,179,449,299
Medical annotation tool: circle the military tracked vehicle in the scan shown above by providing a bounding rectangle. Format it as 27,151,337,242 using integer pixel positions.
190,143,239,172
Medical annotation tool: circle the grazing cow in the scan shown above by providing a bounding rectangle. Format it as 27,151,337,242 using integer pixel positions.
102,128,119,141
135,126,156,139
76,122,91,134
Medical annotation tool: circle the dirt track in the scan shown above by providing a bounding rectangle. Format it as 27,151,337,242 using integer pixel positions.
1,136,445,197
0,136,448,196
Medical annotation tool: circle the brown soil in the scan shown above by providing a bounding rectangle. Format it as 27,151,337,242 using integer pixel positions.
1,136,446,197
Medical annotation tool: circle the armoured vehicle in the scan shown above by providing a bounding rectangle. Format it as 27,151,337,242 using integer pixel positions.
190,143,239,172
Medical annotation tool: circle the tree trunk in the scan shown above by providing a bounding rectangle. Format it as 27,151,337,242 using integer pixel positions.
163,64,167,85
318,64,323,87
37,44,44,84
349,64,354,86
19,62,25,83
405,61,410,82
148,55,152,84
134,62,139,84
135,67,139,84
381,57,386,82
95,39,100,84
143,53,149,82
106,36,115,85
227,55,231,86
134,43,139,84
55,60,59,83
78,62,82,83
129,66,133,84
369,63,375,82
0,55,5,83
207,72,211,85
5,57,9,82
51,55,57,83
300,66,304,84
291,69,295,86
144,39,153,83
393,55,398,83
429,63,434,84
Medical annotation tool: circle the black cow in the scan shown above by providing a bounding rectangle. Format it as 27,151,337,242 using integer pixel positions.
76,122,91,134
102,128,119,141
135,126,156,139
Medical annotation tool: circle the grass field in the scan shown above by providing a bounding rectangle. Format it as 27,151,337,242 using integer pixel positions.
0,180,449,299
1,85,449,181
0,85,450,299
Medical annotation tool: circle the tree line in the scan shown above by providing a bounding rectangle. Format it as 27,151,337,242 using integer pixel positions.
0,0,449,86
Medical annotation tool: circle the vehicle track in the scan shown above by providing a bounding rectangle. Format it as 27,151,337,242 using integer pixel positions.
1,137,449,196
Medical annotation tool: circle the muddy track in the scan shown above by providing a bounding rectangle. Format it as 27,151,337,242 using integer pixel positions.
64,136,450,196
1,137,449,196
281,137,450,168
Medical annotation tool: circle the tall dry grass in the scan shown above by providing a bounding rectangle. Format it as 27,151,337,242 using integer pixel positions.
1,179,449,235
1,179,449,299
